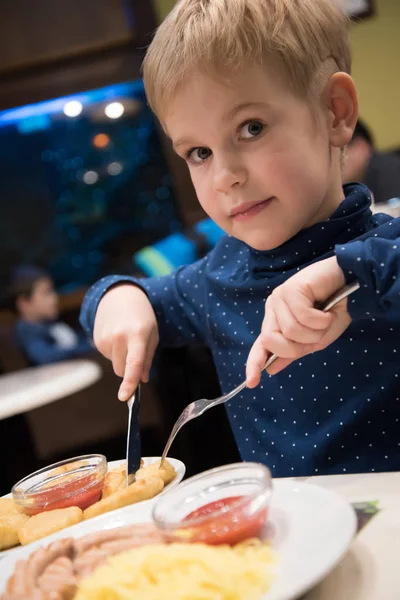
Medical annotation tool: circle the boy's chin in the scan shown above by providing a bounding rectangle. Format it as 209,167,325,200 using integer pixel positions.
46,312,59,321
237,230,291,252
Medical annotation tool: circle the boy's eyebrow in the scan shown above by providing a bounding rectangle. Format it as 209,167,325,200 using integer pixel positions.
173,137,194,151
173,102,268,150
224,101,269,123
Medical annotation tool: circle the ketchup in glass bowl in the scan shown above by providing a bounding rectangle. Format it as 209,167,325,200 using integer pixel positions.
12,454,107,515
152,462,272,546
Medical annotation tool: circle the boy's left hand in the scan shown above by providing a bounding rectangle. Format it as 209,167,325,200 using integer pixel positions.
246,256,351,388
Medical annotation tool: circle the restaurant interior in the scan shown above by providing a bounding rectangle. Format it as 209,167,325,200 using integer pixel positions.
0,1,398,599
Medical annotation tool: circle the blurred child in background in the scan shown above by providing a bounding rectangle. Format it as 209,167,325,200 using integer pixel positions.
7,265,92,365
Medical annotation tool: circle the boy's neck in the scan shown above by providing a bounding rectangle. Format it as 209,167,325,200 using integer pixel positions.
308,167,346,228
20,313,45,324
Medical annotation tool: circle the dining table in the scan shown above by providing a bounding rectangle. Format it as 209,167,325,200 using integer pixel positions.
286,470,399,600
0,359,102,420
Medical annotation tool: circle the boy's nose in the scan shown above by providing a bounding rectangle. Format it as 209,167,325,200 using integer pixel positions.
213,159,247,195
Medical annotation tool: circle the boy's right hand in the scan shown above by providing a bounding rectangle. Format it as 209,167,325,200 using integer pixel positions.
93,285,159,401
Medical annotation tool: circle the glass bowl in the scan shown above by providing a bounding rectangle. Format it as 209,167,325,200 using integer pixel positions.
152,462,272,545
12,454,107,515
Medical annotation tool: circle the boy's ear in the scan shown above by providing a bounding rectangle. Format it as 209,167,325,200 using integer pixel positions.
327,72,358,149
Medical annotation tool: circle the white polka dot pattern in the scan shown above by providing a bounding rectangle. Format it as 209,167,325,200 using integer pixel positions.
80,184,400,477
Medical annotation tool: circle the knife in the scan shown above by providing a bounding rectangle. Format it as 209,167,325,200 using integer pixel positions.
126,385,141,486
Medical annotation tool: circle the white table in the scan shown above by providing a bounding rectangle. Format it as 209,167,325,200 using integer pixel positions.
0,360,102,420
287,472,400,600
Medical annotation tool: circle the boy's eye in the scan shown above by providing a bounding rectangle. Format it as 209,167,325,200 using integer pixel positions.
187,147,212,164
239,120,264,140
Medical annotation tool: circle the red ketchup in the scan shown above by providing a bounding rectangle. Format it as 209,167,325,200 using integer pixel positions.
25,473,104,515
183,496,268,546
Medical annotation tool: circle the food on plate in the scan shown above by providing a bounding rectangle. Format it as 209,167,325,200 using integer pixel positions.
135,459,176,486
0,459,176,553
12,455,107,516
0,514,30,551
84,475,164,520
18,507,83,546
101,464,126,499
102,459,145,499
102,458,165,499
2,524,275,600
2,524,165,600
85,459,176,518
0,499,25,516
3,538,78,600
74,541,275,600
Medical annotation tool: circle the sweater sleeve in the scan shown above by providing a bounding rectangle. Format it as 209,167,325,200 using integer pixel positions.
79,258,210,347
336,217,400,318
20,334,93,366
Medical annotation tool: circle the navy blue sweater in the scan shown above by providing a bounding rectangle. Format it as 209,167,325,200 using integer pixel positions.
16,320,93,366
81,184,400,477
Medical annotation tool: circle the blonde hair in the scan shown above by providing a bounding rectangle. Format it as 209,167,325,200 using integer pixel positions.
143,0,351,121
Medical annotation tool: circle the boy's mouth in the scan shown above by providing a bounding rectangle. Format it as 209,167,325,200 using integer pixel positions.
230,197,273,220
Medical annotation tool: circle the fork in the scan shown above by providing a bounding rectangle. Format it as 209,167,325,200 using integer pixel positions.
159,281,360,467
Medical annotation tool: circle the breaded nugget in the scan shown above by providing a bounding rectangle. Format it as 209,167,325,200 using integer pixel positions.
135,459,176,486
102,464,126,499
0,498,25,516
102,458,147,499
18,507,83,546
0,513,30,550
84,475,164,520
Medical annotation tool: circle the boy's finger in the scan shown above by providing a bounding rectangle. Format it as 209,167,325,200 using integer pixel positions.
266,356,293,375
141,332,159,383
290,291,334,329
274,298,327,344
246,336,269,388
118,341,147,401
260,330,306,360
141,348,154,383
111,344,127,379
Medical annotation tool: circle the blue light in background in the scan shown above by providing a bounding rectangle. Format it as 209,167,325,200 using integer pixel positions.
17,114,51,134
0,76,180,291
0,80,145,128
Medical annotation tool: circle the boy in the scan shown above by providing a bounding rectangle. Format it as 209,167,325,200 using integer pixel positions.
8,266,92,365
81,0,400,477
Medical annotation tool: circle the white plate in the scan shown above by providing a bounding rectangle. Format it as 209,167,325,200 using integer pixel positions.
0,456,185,558
0,478,355,599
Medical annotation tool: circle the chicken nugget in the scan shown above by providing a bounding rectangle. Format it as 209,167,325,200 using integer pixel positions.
102,464,126,499
135,459,176,486
18,507,83,546
0,498,25,516
84,475,164,520
0,513,30,550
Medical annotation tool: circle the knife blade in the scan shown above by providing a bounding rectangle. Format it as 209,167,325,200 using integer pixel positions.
126,385,141,486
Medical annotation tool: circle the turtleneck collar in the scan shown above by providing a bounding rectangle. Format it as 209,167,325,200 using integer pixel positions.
248,183,373,277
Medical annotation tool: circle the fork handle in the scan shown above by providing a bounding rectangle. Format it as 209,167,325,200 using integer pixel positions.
264,281,360,371
160,424,180,468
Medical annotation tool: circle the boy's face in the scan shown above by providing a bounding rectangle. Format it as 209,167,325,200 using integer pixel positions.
19,277,59,321
165,65,345,251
